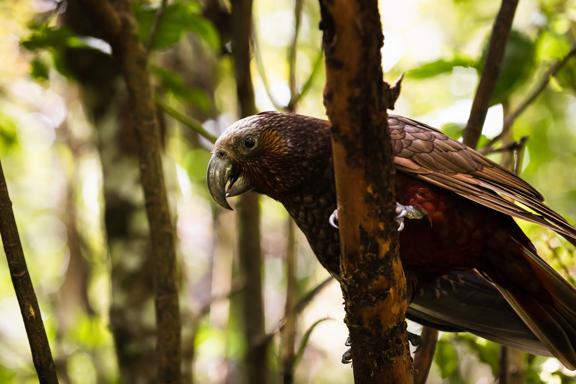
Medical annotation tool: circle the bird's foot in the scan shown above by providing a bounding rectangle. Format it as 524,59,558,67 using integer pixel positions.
396,202,425,231
329,203,424,231
341,348,353,364
408,331,422,349
340,332,421,364
341,336,352,364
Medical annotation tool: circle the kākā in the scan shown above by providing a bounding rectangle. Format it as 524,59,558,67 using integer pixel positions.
206,111,576,369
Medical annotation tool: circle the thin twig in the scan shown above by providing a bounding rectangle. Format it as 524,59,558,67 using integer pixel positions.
252,23,284,110
0,162,59,384
464,0,519,148
146,0,169,52
282,2,304,377
260,276,334,346
505,43,576,129
286,0,304,112
156,98,217,143
483,43,576,152
289,52,323,110
281,219,297,384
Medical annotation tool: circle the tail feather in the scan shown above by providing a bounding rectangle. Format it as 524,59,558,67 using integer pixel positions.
407,270,551,356
488,239,576,370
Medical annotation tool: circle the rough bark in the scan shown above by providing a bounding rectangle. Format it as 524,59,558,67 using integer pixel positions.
464,0,519,148
0,162,59,384
231,1,267,383
318,1,412,383
73,1,182,382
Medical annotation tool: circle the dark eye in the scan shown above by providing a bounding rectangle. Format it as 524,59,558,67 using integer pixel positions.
243,136,257,149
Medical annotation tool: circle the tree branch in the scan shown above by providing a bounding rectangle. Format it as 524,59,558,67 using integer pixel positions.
413,328,438,384
252,25,285,110
464,0,519,148
231,2,267,383
0,162,59,384
156,98,217,143
505,43,576,129
74,1,182,382
482,42,576,152
318,0,412,382
286,0,304,112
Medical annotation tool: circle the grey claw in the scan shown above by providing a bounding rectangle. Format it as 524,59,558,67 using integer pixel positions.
341,347,352,364
408,331,422,349
329,209,339,228
396,202,424,232
345,336,351,346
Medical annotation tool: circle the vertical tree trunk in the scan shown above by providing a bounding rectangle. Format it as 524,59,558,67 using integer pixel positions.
72,1,182,381
318,1,412,383
231,1,267,383
59,4,159,377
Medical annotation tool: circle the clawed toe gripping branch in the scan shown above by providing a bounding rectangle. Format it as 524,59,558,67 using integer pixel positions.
329,203,425,232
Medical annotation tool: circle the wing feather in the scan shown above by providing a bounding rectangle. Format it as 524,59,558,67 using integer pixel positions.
389,115,576,245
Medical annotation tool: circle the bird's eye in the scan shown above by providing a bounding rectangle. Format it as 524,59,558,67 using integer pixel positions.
243,136,257,150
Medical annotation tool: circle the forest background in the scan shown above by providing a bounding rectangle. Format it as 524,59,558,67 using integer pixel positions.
0,0,576,383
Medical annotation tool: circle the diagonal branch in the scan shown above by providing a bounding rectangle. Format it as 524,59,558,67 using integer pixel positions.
482,42,576,152
0,162,59,384
464,0,519,148
260,276,334,346
504,43,576,129
286,0,304,112
156,98,217,143
252,24,285,110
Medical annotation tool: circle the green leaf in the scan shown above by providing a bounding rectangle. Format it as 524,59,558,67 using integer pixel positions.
406,56,478,79
21,25,87,51
152,67,212,111
441,122,465,139
0,113,19,155
135,2,220,51
555,62,576,92
185,14,220,51
294,317,332,368
185,148,212,184
30,57,50,81
537,31,572,61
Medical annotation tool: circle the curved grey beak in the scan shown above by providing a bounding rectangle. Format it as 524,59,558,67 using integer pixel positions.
207,153,253,210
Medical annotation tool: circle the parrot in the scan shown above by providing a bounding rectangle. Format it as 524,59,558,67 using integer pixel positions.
206,111,576,369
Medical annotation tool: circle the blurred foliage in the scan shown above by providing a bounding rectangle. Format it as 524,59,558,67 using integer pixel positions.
135,1,219,51
0,0,575,383
488,30,536,105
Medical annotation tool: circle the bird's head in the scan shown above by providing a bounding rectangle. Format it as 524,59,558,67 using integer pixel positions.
207,111,331,209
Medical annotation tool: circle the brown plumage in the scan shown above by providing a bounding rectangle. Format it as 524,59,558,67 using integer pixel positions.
207,111,576,369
